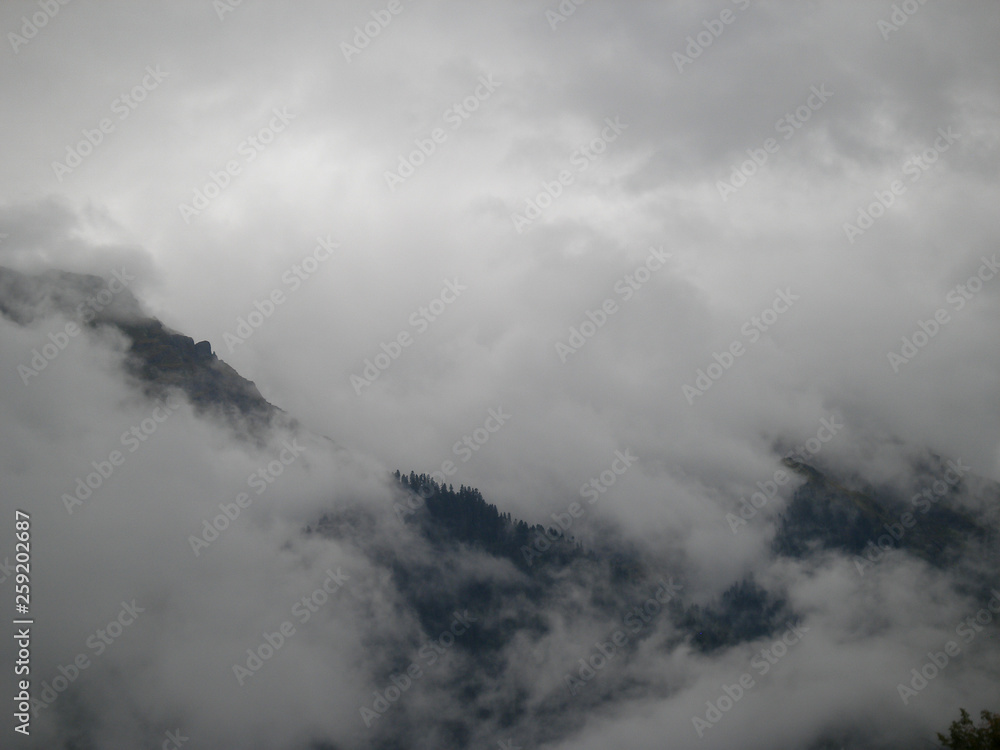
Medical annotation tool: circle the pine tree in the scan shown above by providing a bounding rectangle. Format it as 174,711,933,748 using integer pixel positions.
937,708,1000,749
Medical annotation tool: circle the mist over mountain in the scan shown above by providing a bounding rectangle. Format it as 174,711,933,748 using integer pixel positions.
0,265,998,750
1,2,999,749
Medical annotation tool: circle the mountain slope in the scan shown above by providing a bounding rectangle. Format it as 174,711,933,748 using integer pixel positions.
0,265,283,434
4,266,998,750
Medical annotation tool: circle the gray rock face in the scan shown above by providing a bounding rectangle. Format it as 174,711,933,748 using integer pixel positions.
0,265,289,436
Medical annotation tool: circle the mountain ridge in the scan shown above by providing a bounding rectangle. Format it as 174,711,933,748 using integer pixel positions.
3,265,997,750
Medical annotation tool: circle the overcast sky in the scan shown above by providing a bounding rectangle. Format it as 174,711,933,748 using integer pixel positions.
1,1,999,748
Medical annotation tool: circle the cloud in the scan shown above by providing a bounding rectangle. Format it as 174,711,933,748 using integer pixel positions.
1,0,999,747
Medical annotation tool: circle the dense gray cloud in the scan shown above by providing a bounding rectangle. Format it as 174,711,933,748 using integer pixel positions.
1,0,999,748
